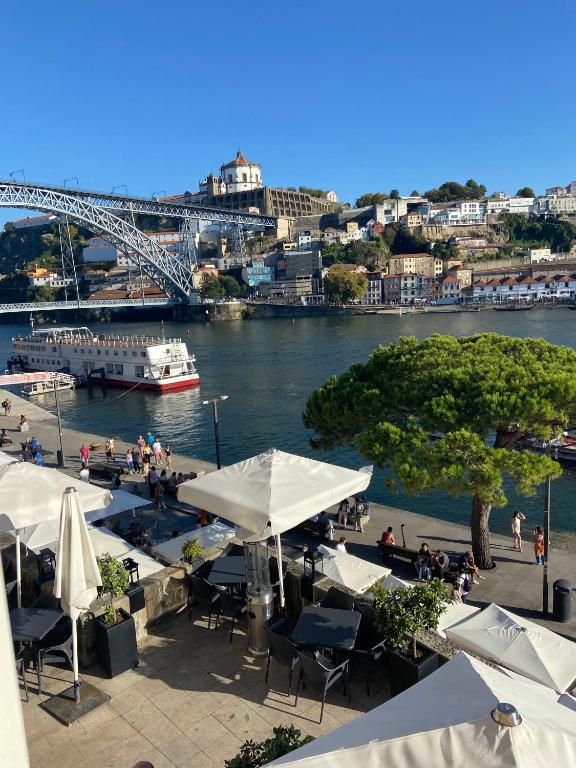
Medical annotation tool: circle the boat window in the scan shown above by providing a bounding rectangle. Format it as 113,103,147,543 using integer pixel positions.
114,364,123,375
123,351,128,357
113,351,118,357
73,348,78,353
104,350,109,355
52,347,57,352
106,363,114,373
97,350,101,355
135,365,145,378
132,351,137,357
141,351,146,357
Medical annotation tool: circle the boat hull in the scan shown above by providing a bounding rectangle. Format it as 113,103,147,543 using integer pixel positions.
94,376,201,392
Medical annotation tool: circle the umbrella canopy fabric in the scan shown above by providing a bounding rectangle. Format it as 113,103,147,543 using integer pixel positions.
0,564,29,768
446,603,576,692
0,456,112,533
22,489,150,553
305,545,391,594
271,652,576,767
54,488,102,620
177,448,372,539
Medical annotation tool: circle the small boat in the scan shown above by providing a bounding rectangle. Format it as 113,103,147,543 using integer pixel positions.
521,435,576,465
494,304,535,312
22,373,76,396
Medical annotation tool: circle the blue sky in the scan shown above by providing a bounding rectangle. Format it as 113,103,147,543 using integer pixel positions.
1,0,575,226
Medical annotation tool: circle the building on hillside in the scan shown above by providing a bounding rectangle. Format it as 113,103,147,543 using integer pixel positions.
446,265,473,287
82,237,118,263
13,215,55,230
323,263,368,277
486,197,534,217
469,273,576,303
545,185,569,197
362,271,384,304
27,268,71,288
381,273,433,304
191,265,219,290
435,275,462,304
259,275,324,305
283,250,322,280
400,211,423,228
373,197,427,224
526,247,556,263
426,200,487,225
241,258,275,290
388,254,442,278
533,196,576,215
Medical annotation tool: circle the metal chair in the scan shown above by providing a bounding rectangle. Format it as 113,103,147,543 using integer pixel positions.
187,575,222,628
294,651,350,723
265,620,299,695
349,617,386,696
215,591,247,643
32,617,73,695
319,586,355,611
15,646,29,703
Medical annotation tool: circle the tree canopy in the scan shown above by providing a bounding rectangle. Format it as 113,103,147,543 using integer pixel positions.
516,187,536,198
321,239,390,269
431,239,460,260
356,192,390,208
499,213,576,251
424,179,487,203
198,273,241,300
323,266,368,304
303,333,576,567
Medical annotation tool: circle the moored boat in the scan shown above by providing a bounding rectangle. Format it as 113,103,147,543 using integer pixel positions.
8,327,200,393
22,373,76,396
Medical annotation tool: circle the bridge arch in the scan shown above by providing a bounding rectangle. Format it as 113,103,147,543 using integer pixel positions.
0,182,193,299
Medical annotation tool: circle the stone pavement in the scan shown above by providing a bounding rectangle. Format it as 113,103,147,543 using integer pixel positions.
21,609,390,768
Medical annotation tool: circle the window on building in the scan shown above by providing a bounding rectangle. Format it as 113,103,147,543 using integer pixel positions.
114,364,123,375
106,363,114,373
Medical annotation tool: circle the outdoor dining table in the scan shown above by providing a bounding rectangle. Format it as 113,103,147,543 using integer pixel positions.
10,607,64,694
291,606,362,651
208,555,247,586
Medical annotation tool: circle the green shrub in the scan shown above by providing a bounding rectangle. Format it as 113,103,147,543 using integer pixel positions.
225,726,314,768
373,579,450,659
181,538,204,563
96,553,130,626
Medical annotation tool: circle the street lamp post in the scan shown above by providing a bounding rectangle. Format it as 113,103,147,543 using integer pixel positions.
203,395,228,469
543,445,552,614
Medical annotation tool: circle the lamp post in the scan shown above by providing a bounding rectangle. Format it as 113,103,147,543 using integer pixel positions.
543,442,552,614
202,395,228,469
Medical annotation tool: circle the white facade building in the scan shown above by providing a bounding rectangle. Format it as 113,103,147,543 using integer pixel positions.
533,197,576,215
429,201,487,225
220,151,262,193
486,197,534,216
471,274,576,303
28,270,72,288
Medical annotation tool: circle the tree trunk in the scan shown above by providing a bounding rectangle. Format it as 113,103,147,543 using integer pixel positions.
471,494,493,569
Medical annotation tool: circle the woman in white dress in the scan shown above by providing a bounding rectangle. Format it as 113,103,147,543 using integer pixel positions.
511,510,526,552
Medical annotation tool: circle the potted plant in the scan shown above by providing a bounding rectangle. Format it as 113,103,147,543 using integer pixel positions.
225,725,314,768
373,579,449,696
181,538,204,569
94,553,138,677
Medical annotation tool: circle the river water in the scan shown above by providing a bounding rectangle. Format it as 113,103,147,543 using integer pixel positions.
1,308,575,539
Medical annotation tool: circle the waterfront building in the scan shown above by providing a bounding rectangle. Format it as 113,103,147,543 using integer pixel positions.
362,271,384,304
470,273,576,302
283,250,322,280
381,273,434,304
241,258,275,289
259,275,324,305
435,275,462,304
388,254,442,279
27,267,72,289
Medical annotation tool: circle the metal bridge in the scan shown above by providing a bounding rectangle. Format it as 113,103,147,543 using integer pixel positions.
0,179,276,309
0,297,173,314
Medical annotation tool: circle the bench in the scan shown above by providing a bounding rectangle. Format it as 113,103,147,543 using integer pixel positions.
298,518,332,537
378,542,419,564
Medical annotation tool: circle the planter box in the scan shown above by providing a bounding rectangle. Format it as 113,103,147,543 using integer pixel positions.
388,642,438,696
95,607,138,678
125,584,146,614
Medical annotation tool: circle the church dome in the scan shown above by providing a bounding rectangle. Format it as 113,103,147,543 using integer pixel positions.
221,150,260,170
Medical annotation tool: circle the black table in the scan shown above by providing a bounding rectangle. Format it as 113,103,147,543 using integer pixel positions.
291,607,361,651
10,608,64,694
209,556,247,585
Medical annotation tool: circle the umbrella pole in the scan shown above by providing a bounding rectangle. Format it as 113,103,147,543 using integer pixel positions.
15,530,22,608
72,618,80,702
275,534,285,610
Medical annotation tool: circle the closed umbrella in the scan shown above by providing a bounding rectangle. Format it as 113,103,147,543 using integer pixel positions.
54,487,102,702
0,453,111,606
0,562,29,768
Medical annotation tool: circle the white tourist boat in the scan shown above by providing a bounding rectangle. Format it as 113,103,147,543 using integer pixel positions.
22,372,76,396
9,326,200,393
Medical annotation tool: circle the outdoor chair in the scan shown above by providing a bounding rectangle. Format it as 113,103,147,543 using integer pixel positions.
265,619,300,696
319,586,355,611
349,617,386,696
294,651,350,723
32,616,73,695
187,575,222,629
215,591,247,643
15,645,29,703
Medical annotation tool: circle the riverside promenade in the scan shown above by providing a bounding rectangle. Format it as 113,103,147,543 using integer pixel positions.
3,391,576,639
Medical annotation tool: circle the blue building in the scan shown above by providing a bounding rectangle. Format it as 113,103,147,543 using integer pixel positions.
241,258,275,289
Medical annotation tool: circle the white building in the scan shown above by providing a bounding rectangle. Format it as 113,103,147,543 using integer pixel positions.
533,197,576,215
527,248,555,263
362,271,384,305
486,197,534,216
28,269,72,288
429,201,486,225
471,274,576,303
13,215,55,230
220,151,262,193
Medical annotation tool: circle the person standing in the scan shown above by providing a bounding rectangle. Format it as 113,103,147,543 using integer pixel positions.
336,536,348,554
414,543,432,581
137,435,146,457
125,449,134,474
511,511,526,552
132,447,142,474
142,449,151,480
353,498,365,533
337,498,349,528
154,482,166,512
146,431,155,449
533,526,545,565
148,465,159,499
79,443,90,468
2,398,12,416
165,444,173,470
152,438,163,466
105,437,115,463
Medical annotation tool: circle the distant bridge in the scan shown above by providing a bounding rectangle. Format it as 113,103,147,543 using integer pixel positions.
0,179,276,307
0,297,173,314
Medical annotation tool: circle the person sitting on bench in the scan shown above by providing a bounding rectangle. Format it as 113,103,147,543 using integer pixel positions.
414,543,431,581
378,527,396,547
431,549,450,579
458,550,483,585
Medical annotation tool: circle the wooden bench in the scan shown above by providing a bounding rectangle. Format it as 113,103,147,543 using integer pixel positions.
378,542,419,564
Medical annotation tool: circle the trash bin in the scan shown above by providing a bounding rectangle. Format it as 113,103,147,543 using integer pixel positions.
56,449,64,467
553,579,573,623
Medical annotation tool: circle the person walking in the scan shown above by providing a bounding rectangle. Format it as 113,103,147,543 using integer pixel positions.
152,438,163,466
154,482,166,512
142,450,151,480
125,448,134,474
137,435,146,457
105,436,115,463
146,431,155,449
79,443,90,468
511,510,526,552
148,465,159,499
353,498,365,533
132,447,142,474
533,526,545,565
165,444,173,470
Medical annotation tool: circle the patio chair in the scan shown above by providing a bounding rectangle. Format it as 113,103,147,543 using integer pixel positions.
294,651,350,723
15,646,29,703
265,619,299,696
349,617,386,696
32,616,73,695
319,586,355,611
215,591,247,643
187,575,222,629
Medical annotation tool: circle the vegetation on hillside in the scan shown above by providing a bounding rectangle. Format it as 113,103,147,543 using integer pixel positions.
423,179,487,203
498,213,576,251
323,265,368,304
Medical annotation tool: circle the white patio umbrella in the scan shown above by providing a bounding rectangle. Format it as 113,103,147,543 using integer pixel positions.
0,560,29,768
53,487,102,702
270,652,576,767
446,602,576,692
305,544,391,594
0,453,111,606
178,448,372,607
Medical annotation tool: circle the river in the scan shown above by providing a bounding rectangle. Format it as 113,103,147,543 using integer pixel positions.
1,308,575,539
